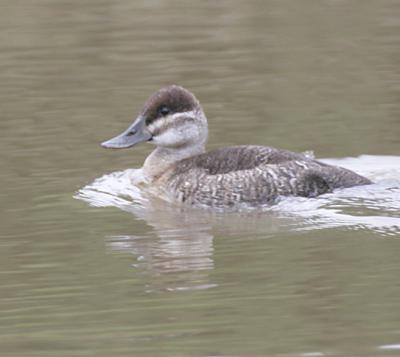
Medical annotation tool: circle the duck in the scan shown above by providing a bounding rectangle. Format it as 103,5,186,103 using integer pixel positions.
101,85,371,207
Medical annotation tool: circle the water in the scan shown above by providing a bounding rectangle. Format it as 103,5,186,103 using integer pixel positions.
1,1,400,356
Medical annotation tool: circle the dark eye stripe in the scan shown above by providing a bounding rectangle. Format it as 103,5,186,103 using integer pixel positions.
149,115,195,136
145,106,172,125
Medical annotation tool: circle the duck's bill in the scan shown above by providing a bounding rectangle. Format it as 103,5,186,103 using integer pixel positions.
101,116,152,149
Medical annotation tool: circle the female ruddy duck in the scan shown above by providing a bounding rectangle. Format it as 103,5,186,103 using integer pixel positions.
101,85,371,207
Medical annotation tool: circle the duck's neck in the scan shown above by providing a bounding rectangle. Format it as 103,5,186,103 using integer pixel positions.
143,144,206,182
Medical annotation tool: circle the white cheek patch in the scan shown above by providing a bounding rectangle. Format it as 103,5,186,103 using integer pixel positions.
149,111,200,147
152,129,185,147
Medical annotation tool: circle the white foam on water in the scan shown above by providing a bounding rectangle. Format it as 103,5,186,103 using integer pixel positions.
75,168,148,209
378,344,400,350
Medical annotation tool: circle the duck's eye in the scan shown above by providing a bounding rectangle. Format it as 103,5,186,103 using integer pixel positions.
159,106,170,116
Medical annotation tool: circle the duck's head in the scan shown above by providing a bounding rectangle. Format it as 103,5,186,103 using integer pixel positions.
101,85,208,150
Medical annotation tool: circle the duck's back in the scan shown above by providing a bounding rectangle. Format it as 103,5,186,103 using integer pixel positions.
169,146,306,175
160,145,371,207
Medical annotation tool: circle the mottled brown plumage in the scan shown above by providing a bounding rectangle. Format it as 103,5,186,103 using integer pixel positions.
162,145,371,206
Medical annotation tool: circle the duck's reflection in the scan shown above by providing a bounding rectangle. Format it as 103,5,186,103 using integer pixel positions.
107,198,302,292
106,198,218,291
75,169,295,291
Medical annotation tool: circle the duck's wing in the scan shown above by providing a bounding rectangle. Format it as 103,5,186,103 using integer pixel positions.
167,160,333,206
